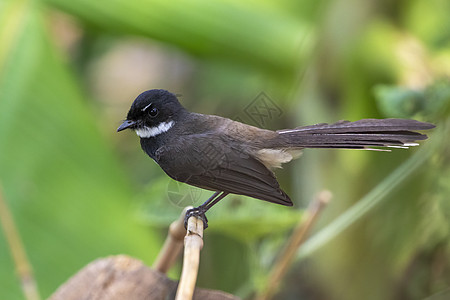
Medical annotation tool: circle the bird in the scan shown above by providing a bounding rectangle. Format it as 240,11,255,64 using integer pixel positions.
117,89,434,228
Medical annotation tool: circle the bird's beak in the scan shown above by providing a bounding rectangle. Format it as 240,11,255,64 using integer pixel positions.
117,120,137,132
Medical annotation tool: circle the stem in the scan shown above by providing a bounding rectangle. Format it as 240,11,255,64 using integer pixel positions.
153,207,189,274
257,190,331,300
175,215,204,300
0,184,41,300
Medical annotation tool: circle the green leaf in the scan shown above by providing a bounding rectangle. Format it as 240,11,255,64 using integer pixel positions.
374,81,450,119
374,85,426,118
40,0,313,75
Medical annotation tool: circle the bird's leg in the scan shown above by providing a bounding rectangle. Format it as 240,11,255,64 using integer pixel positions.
184,191,229,229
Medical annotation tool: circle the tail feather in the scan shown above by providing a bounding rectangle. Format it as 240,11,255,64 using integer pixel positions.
277,119,434,150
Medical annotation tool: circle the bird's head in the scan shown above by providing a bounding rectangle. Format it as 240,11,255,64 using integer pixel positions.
117,89,185,138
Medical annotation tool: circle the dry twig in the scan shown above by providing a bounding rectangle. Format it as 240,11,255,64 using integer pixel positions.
176,215,205,300
257,190,332,300
153,207,189,273
0,184,41,300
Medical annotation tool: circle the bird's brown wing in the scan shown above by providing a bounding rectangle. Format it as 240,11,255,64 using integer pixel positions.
154,134,292,206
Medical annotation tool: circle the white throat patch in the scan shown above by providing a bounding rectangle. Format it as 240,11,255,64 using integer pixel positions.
135,121,175,138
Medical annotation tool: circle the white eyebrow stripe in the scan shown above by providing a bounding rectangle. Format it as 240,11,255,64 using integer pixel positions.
135,121,174,138
141,103,153,112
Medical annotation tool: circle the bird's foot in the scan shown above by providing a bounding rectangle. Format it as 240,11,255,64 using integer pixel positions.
184,207,208,230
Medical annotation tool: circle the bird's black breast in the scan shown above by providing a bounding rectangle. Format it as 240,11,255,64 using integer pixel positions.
140,137,165,161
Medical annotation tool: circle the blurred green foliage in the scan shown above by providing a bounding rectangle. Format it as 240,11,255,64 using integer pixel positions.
0,0,449,299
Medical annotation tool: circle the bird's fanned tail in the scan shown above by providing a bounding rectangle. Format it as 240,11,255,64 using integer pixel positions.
277,119,435,150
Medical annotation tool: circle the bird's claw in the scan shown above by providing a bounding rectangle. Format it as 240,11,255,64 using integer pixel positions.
184,207,208,229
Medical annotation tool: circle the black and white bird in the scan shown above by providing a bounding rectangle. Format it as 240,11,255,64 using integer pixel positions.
117,89,434,227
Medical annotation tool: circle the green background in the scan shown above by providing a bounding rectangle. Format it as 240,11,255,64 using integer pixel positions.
0,0,449,299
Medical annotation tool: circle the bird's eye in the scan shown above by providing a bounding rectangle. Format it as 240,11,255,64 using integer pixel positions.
148,106,159,117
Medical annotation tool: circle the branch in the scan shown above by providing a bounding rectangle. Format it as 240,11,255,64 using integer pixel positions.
176,215,205,300
257,190,332,300
153,207,189,273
